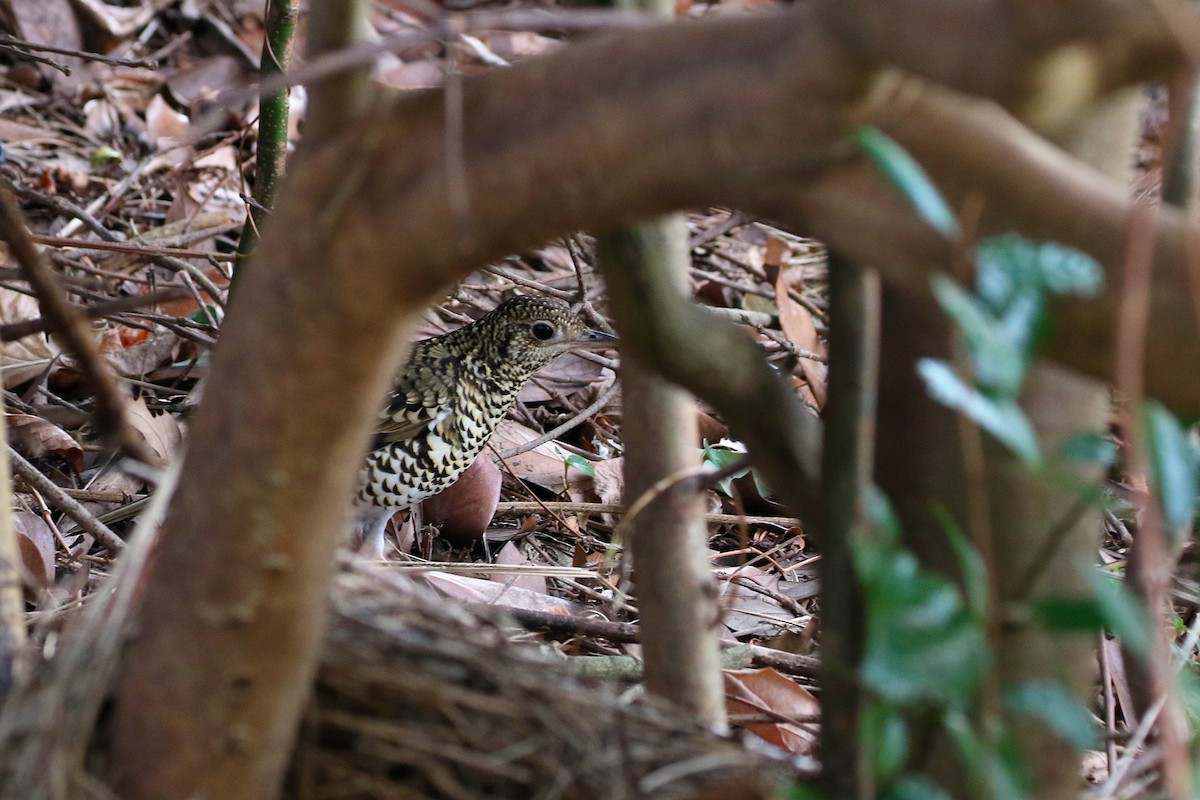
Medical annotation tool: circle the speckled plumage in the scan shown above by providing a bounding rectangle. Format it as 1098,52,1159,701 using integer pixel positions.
356,296,612,514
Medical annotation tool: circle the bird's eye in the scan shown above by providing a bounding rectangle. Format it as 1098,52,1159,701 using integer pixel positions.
531,321,556,341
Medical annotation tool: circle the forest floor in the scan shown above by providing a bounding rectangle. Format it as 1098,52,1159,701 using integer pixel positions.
0,0,1162,796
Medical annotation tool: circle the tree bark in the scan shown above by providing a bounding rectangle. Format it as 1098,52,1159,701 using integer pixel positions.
598,220,726,728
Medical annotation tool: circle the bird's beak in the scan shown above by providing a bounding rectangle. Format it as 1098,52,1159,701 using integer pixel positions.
574,328,617,350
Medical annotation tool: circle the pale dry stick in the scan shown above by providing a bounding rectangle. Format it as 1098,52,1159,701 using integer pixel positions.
563,236,615,334
9,448,125,553
1094,694,1168,799
1114,202,1192,799
486,443,586,541
495,381,619,459
1098,634,1119,777
26,486,78,557
717,547,797,583
0,34,157,69
484,264,576,300
494,500,800,528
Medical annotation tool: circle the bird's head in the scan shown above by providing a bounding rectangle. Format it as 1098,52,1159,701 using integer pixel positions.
479,295,615,372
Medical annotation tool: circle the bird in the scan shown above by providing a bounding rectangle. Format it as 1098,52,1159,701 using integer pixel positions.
354,295,615,556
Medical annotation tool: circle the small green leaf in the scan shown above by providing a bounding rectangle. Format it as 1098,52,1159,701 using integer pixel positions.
932,504,988,620
563,454,595,478
917,359,1042,465
1142,401,1199,536
944,712,1033,800
701,442,752,495
187,304,223,326
778,783,825,800
861,699,909,784
1030,597,1105,631
90,145,122,167
863,484,902,546
1058,432,1116,467
1004,682,1099,749
880,776,954,800
989,727,1035,800
1087,569,1152,657
930,275,1026,395
1031,240,1105,297
857,542,988,708
975,234,1103,306
854,126,960,238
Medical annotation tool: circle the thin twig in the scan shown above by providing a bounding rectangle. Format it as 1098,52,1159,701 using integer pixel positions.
9,447,125,553
494,500,801,528
0,35,157,69
0,286,193,342
495,381,618,459
28,233,236,263
1098,635,1119,778
0,182,156,466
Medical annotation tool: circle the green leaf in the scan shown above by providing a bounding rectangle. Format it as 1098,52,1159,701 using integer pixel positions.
1030,240,1105,297
90,145,122,167
975,234,1103,306
1030,597,1106,631
1004,682,1099,749
857,541,988,708
853,126,960,238
861,699,909,784
1087,569,1152,657
563,454,595,478
701,442,751,495
863,484,902,546
944,712,1032,800
187,304,223,326
778,784,824,800
880,776,954,800
1142,401,1199,536
1058,432,1117,467
989,727,1035,800
917,359,1042,465
932,504,988,620
930,275,1026,395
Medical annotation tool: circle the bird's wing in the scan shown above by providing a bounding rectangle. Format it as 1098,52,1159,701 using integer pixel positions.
372,343,461,447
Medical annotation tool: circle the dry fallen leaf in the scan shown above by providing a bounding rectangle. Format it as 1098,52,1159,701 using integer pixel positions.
518,355,612,403
13,510,55,586
422,454,502,546
489,420,590,494
418,570,580,614
591,457,623,507
724,667,820,754
98,326,180,379
773,251,827,409
125,396,183,461
490,541,549,595
8,413,83,472
714,565,794,637
0,288,65,387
